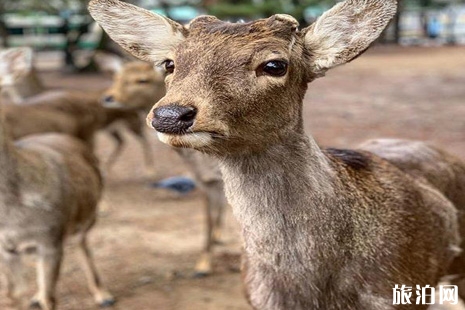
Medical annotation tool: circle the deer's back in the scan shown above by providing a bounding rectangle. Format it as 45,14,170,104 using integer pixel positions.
359,139,465,210
4,104,81,140
4,91,107,143
10,133,102,237
324,148,459,286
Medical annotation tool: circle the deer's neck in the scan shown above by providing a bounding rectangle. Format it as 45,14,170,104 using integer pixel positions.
219,132,344,266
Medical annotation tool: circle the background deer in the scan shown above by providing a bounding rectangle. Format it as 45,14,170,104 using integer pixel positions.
0,48,162,174
90,0,465,309
0,99,114,309
100,57,227,276
97,56,165,173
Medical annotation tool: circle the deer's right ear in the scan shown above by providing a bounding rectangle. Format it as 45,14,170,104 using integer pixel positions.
88,0,186,64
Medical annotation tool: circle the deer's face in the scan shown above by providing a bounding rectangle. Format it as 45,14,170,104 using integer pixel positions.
148,16,308,154
89,0,397,154
102,62,165,110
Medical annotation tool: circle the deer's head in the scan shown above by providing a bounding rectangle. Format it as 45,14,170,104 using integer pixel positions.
89,0,396,155
100,60,166,110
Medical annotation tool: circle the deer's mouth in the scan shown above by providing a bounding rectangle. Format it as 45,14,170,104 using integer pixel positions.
102,100,125,109
157,132,215,148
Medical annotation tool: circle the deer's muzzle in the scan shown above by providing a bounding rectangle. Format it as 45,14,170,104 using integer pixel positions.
151,105,197,134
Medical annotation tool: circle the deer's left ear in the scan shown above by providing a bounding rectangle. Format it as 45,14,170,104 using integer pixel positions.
89,0,187,65
302,0,397,75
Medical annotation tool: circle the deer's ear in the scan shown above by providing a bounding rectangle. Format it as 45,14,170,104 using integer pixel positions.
93,52,124,74
302,0,397,74
88,0,186,64
0,47,33,74
0,47,34,85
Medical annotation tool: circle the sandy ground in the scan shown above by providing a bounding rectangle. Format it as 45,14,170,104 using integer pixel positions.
1,46,464,310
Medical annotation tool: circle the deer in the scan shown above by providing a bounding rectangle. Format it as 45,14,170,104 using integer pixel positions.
97,57,166,173
0,101,115,309
99,58,227,276
0,47,162,175
90,0,465,309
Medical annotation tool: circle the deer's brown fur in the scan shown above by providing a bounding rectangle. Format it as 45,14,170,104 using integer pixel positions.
0,101,114,309
3,92,102,144
89,0,465,308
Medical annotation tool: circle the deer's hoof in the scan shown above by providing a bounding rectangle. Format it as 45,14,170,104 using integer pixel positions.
29,300,41,309
192,271,210,278
213,239,224,245
99,297,116,308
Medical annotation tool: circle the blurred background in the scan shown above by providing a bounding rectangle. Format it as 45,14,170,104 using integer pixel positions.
1,0,465,70
0,1,464,310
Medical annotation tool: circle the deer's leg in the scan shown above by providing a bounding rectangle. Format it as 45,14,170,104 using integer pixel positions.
212,184,227,245
104,129,124,174
124,116,156,177
76,233,115,307
194,182,224,277
194,187,214,277
137,133,156,176
136,129,156,177
1,252,26,303
31,246,63,310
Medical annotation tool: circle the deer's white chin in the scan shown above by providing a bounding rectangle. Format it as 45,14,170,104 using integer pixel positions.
157,132,213,148
102,101,124,109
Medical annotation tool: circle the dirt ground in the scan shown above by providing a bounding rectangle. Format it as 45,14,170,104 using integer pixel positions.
1,46,464,310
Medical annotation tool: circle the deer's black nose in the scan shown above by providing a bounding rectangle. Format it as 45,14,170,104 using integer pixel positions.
151,105,197,134
102,95,114,103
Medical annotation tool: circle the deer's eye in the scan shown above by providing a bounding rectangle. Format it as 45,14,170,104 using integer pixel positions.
136,79,150,84
258,60,288,77
164,59,175,74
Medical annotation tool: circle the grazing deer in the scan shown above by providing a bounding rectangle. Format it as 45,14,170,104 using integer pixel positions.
0,48,160,174
90,0,465,309
101,58,227,276
0,101,114,309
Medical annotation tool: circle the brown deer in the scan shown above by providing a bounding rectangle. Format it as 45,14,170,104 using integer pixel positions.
0,48,160,174
90,0,465,309
97,57,166,173
0,102,115,309
101,59,227,276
